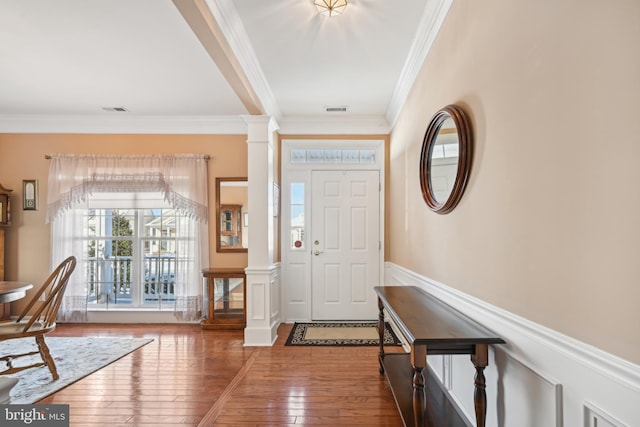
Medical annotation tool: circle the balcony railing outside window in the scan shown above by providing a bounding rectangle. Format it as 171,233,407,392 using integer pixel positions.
84,208,186,310
87,255,176,306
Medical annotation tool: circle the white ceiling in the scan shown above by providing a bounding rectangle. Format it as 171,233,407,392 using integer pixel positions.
0,0,452,134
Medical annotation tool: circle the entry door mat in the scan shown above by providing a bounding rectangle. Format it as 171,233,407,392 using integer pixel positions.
285,322,402,346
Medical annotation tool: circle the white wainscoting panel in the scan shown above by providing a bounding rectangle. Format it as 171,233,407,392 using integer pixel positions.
249,281,266,320
270,269,280,322
584,401,628,427
491,351,563,427
385,263,640,427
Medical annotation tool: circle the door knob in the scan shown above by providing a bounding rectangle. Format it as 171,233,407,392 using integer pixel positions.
313,250,323,256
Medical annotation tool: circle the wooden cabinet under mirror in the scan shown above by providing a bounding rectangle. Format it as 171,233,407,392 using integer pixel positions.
201,268,246,330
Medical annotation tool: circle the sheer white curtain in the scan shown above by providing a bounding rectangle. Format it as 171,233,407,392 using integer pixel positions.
47,154,209,321
50,204,88,321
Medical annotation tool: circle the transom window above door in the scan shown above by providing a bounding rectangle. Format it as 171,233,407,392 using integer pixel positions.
290,148,376,164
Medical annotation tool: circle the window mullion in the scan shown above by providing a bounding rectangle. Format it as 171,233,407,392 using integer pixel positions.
132,210,143,307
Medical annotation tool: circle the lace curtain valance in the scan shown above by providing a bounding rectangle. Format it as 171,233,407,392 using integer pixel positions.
46,154,209,223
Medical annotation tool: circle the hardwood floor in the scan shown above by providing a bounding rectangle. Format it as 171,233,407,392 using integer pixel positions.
38,323,404,426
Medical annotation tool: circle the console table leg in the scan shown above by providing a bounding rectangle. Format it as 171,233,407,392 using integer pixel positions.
411,345,427,427
377,297,385,374
471,344,489,427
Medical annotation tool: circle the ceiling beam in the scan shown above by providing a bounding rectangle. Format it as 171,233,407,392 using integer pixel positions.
173,0,264,115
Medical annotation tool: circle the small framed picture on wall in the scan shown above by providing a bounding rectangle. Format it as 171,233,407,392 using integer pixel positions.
23,180,38,210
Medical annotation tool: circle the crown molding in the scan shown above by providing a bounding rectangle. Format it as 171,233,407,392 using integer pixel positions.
207,0,282,120
385,0,454,129
0,114,389,135
0,114,248,134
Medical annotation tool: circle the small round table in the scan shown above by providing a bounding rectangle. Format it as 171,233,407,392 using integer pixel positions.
0,281,33,303
0,281,33,321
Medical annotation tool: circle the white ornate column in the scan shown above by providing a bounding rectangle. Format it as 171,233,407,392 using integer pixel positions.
243,115,281,346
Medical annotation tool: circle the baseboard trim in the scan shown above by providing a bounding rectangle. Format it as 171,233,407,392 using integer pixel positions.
243,320,279,347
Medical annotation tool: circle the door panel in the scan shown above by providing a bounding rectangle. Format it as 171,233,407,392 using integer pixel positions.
311,170,380,320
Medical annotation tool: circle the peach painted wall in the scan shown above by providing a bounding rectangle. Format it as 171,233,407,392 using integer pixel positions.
0,133,248,310
389,0,640,363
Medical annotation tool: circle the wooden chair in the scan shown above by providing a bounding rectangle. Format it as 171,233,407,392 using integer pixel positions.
0,256,77,380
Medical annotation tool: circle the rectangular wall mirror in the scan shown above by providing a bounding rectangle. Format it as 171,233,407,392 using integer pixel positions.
216,177,248,252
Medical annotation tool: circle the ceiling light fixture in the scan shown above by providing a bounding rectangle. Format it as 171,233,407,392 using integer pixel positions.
314,0,348,17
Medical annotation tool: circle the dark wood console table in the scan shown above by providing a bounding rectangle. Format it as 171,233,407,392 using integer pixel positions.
375,286,506,427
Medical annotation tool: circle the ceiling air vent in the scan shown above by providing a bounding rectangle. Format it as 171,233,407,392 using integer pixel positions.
102,107,128,112
325,106,348,112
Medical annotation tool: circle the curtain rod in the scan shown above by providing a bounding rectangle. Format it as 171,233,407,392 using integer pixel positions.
44,154,210,160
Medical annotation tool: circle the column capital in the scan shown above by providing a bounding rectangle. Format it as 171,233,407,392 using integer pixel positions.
242,115,279,143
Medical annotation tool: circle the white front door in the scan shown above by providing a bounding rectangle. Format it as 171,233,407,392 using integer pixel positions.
311,170,380,320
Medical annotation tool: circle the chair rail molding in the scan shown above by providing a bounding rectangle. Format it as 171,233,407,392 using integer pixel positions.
384,262,640,427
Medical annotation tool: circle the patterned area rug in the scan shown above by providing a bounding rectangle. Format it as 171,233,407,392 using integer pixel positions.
1,336,153,404
285,322,402,346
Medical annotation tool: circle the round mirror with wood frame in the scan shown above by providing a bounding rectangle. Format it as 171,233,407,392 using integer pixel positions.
419,104,473,214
